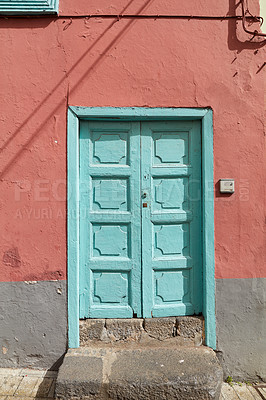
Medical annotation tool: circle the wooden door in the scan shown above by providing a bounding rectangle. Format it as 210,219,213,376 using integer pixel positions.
141,121,202,317
79,120,202,318
79,121,141,318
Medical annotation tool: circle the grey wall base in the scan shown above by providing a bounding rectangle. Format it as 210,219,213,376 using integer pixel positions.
0,280,67,370
216,278,266,382
1,277,265,380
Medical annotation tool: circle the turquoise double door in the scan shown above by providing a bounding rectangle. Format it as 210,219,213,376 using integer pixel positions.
79,120,202,319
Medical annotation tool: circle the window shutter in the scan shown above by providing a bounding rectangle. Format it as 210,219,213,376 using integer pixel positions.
0,0,59,15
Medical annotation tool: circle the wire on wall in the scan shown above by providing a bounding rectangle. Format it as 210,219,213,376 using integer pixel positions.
1,6,266,40
240,0,266,37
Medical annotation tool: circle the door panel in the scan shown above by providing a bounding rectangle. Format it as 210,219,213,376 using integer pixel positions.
79,120,202,319
141,121,202,318
79,121,141,318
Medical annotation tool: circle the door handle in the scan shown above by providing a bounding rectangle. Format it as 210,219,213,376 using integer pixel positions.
142,192,147,199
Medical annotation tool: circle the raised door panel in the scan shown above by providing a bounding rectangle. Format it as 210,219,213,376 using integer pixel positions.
79,121,141,318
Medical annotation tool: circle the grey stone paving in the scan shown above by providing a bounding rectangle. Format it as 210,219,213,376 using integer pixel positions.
0,368,57,399
0,368,265,399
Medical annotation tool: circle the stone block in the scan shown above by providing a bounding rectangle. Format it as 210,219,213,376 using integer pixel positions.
105,319,143,341
109,347,223,400
176,316,204,342
79,319,105,344
55,354,103,399
144,317,176,340
55,346,223,400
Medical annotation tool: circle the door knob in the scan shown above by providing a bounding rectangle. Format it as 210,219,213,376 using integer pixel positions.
142,192,147,199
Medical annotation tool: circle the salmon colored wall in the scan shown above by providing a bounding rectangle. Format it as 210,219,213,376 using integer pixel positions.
0,0,265,282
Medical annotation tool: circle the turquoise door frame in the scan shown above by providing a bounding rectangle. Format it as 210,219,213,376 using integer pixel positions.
67,107,215,349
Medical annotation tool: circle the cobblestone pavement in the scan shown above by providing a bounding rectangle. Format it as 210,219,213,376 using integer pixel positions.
0,368,265,399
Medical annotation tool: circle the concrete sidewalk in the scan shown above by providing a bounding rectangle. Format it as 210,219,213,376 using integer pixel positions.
0,368,265,400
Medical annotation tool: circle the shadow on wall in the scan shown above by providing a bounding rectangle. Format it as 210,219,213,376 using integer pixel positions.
0,0,155,181
227,0,266,51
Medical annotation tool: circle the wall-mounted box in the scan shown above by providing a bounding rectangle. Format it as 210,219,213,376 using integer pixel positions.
219,179,234,194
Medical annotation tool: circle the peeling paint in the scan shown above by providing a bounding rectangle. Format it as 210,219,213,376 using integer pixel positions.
3,248,21,268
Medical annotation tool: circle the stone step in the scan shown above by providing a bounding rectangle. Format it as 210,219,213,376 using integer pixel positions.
80,316,204,346
55,344,223,400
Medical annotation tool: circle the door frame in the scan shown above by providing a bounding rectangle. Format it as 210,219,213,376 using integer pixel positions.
67,107,215,349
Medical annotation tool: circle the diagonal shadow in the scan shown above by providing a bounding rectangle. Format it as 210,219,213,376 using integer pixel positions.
0,0,154,179
0,0,137,153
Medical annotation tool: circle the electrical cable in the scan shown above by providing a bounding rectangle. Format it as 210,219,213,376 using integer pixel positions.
240,0,266,38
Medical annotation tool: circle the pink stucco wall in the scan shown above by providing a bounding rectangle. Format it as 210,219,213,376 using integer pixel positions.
0,0,265,282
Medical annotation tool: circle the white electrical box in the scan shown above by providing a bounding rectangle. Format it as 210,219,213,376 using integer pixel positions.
219,179,234,193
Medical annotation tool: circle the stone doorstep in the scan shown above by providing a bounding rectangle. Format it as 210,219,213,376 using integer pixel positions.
79,316,204,346
55,346,223,400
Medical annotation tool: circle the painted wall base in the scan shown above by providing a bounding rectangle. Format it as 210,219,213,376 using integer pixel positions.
216,278,266,381
0,280,67,369
1,277,265,379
